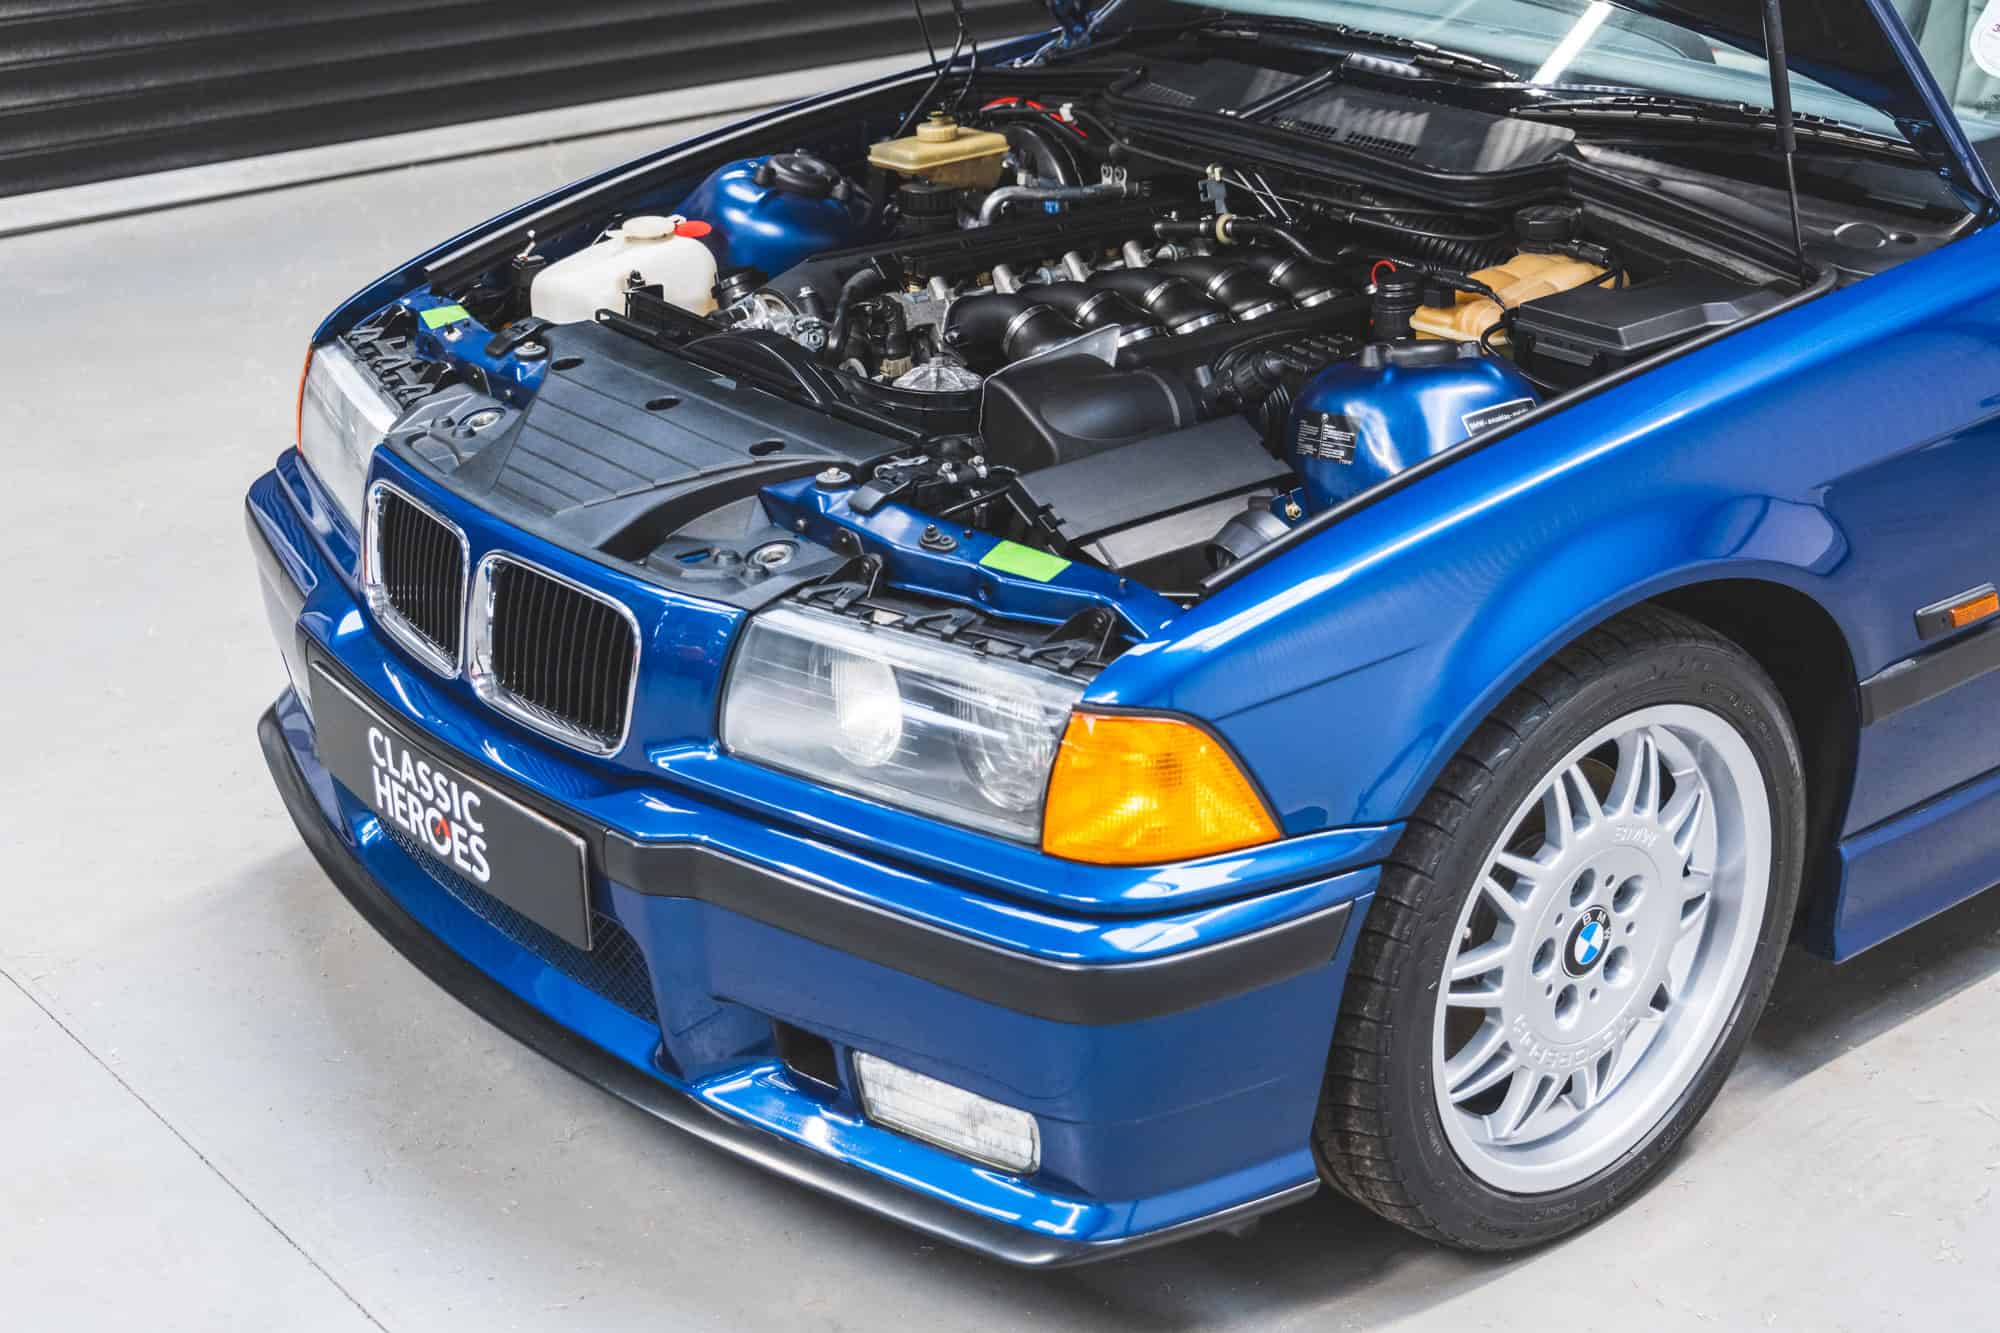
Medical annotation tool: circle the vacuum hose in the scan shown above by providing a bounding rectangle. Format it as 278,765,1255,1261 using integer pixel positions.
977,179,1143,226
820,268,888,364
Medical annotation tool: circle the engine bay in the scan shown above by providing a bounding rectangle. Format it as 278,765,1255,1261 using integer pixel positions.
354,50,1815,617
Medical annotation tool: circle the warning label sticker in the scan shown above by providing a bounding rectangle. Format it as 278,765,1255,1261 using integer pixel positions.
1461,398,1536,437
1297,413,1359,465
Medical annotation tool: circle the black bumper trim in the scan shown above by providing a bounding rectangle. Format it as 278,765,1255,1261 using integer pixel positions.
606,837,1353,1025
1860,618,2000,725
259,703,1319,1266
302,647,1358,1027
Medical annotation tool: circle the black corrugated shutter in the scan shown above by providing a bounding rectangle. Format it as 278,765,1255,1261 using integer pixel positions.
0,0,1048,198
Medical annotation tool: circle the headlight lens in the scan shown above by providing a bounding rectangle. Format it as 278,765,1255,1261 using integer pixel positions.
955,690,1064,813
297,342,399,531
820,647,905,767
721,604,1083,842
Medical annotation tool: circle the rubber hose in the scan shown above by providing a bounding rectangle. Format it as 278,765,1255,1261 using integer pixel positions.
821,269,888,365
977,180,1141,226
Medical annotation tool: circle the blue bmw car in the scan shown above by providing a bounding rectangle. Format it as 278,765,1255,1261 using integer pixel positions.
249,0,2000,1261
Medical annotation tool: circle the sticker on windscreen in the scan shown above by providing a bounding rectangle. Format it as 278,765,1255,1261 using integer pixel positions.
1977,2,2000,78
1462,398,1536,437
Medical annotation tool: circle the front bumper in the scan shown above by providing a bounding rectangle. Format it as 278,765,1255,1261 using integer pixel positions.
261,700,1328,1263
248,457,1379,1263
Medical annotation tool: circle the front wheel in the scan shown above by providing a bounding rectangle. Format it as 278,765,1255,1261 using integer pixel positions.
1316,607,1805,1249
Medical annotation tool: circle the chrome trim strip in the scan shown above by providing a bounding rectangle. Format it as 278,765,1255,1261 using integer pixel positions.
467,551,642,757
362,479,468,679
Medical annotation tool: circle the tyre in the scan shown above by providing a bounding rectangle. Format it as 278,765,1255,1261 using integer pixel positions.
1315,606,1806,1250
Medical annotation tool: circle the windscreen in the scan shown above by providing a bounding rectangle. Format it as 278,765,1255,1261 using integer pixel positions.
1158,0,1904,134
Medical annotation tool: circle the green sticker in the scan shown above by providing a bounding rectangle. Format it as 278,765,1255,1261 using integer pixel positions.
420,303,471,330
980,540,1071,582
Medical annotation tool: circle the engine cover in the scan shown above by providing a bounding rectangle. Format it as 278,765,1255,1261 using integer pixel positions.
392,320,883,554
1009,415,1293,580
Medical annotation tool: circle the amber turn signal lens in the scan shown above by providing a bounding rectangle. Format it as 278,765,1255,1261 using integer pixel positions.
295,347,313,449
1949,590,2000,629
1042,712,1280,865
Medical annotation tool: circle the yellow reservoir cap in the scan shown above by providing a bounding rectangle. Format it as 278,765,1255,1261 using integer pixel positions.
1042,712,1281,865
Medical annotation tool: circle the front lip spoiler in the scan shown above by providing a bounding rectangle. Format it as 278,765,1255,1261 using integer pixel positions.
258,702,1320,1267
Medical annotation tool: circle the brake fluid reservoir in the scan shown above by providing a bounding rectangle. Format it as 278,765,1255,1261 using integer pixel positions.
869,112,1010,188
529,215,719,324
1410,251,1607,342
1289,342,1538,512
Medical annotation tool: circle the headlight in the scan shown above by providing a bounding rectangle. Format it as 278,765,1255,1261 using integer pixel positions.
297,342,399,531
721,604,1082,842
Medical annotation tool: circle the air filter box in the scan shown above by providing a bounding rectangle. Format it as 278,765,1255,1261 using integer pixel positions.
1512,264,1785,389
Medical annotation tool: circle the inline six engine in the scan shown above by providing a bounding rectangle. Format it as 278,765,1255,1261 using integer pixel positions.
374,89,1792,603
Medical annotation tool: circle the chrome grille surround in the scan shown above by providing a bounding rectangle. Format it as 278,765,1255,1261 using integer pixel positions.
362,480,468,678
467,552,641,757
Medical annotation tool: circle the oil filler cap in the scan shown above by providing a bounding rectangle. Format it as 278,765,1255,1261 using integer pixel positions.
1515,203,1582,253
753,151,847,201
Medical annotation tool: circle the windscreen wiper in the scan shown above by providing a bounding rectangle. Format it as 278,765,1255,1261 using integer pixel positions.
1195,14,1520,84
1512,92,1916,158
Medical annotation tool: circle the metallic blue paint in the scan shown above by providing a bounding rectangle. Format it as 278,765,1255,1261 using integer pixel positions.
1287,347,1539,513
761,476,1186,636
252,487,1368,1246
319,452,1403,913
256,8,2000,1251
673,158,879,278
1830,763,2000,960
1095,224,2000,962
397,291,549,407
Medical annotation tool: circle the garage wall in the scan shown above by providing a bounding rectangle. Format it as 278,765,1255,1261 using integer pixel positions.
0,0,1048,198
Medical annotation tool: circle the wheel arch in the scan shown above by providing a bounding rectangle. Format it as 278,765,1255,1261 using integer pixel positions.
1649,578,1861,950
1429,570,1860,950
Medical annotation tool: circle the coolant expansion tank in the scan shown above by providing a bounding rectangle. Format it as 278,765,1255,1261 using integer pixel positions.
1289,342,1538,512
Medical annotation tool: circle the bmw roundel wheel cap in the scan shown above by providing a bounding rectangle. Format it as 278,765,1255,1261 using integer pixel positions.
1563,906,1612,978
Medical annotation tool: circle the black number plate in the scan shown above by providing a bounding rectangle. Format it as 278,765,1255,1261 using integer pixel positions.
310,662,593,949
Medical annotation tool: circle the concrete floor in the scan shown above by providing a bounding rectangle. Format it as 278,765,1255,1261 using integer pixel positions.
3,120,1998,1333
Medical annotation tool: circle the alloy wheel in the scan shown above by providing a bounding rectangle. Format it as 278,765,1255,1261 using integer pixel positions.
1431,704,1772,1193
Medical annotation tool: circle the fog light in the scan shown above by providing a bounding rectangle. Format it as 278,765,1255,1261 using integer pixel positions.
852,1052,1040,1173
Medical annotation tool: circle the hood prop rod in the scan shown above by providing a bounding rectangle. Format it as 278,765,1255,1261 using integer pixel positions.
1761,0,1813,281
